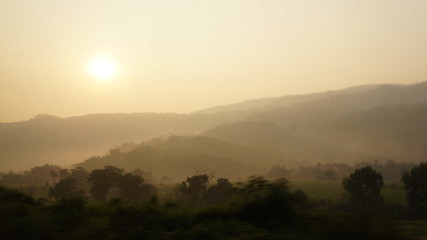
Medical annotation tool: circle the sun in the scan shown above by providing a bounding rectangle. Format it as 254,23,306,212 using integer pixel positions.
88,56,118,81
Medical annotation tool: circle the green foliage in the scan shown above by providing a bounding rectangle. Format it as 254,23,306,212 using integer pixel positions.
0,178,409,240
88,166,124,200
0,186,35,205
401,163,427,217
48,167,90,201
0,164,61,188
342,166,384,208
177,175,237,206
178,174,210,206
49,178,83,200
205,178,235,205
87,166,156,201
235,177,296,229
117,173,156,201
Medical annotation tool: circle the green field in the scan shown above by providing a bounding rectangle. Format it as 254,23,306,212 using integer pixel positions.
400,221,427,240
157,180,407,206
290,180,407,206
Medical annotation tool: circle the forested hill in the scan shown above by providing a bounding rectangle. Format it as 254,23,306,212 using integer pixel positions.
2,82,427,171
0,112,244,171
203,103,427,164
201,82,427,164
196,84,380,114
0,84,377,171
75,135,282,180
249,82,427,123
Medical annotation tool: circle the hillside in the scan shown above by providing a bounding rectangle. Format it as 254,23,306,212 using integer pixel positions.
75,135,279,180
0,112,244,170
197,84,380,114
2,82,427,171
249,82,427,125
203,103,427,164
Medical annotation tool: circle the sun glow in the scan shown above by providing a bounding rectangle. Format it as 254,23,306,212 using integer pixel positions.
88,56,118,81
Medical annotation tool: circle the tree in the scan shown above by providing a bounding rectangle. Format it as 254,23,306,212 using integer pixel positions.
205,178,235,204
178,174,210,206
117,173,155,201
88,166,123,200
26,164,61,186
49,167,89,200
236,177,296,228
68,167,90,191
401,163,427,216
49,178,83,200
131,168,156,185
267,165,293,179
342,166,384,207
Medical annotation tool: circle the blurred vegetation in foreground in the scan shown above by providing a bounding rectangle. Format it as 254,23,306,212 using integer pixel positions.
2,163,427,239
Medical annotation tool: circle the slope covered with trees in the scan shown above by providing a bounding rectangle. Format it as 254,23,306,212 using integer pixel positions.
2,82,427,171
0,112,244,170
203,83,427,165
75,136,280,180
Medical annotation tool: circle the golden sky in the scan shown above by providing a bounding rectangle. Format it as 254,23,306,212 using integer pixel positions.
1,0,427,122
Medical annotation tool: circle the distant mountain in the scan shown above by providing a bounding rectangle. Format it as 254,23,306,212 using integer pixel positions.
196,84,381,114
203,103,427,164
0,112,245,171
75,135,281,180
202,120,350,165
249,82,427,124
203,121,292,146
2,82,427,171
320,103,427,161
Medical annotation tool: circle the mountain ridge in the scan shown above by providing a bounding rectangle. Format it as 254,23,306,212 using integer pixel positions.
1,82,426,171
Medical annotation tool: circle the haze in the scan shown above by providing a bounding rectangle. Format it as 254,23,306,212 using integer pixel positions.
1,0,427,122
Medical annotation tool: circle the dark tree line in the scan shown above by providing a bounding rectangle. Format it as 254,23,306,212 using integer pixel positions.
337,164,427,219
0,175,406,240
402,163,427,217
49,166,155,201
178,175,235,206
3,163,427,239
2,161,427,220
342,166,384,208
266,160,417,182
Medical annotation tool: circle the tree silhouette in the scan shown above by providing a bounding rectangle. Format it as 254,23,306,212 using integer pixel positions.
401,163,427,216
237,177,295,228
205,178,235,204
267,165,293,179
178,174,210,206
49,178,82,200
343,166,384,207
117,173,155,201
67,167,90,192
88,166,123,200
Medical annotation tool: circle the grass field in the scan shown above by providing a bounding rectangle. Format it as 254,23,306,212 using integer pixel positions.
400,221,427,240
158,179,407,206
290,180,407,206
158,180,426,239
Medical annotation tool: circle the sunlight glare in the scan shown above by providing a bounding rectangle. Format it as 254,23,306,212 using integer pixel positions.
88,56,118,81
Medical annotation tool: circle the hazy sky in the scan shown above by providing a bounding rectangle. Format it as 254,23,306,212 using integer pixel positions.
1,0,427,122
